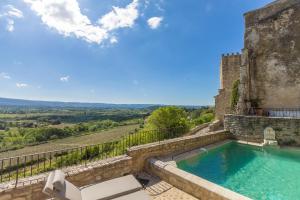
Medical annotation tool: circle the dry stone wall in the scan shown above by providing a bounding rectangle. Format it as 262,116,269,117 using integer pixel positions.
224,114,300,145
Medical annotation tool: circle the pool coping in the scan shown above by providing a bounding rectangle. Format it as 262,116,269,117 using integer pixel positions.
157,140,232,167
148,157,252,200
236,140,264,147
159,139,264,167
149,139,255,200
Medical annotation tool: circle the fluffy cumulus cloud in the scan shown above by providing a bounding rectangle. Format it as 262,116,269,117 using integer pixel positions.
0,5,23,32
147,16,163,29
16,83,28,88
0,72,11,79
23,0,140,44
60,75,70,82
98,0,138,31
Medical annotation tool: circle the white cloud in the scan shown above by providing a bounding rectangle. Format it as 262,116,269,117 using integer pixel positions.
23,0,139,44
0,5,23,32
147,17,163,29
6,19,14,32
155,3,164,12
16,83,28,88
5,5,24,18
60,75,70,82
98,0,139,31
23,0,107,44
0,72,11,79
110,36,118,44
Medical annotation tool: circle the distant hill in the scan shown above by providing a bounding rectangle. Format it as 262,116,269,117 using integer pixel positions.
0,97,159,109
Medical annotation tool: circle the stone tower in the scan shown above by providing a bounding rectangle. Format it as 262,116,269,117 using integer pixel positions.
214,53,241,121
215,0,300,119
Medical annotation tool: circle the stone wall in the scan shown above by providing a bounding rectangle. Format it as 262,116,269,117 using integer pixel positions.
215,54,241,121
239,0,300,111
224,114,300,145
0,156,133,200
128,130,230,172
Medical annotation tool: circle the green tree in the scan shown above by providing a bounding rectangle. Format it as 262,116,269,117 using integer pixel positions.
145,106,190,133
193,113,214,125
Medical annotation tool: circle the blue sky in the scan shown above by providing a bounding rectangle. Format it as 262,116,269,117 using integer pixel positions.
0,0,273,105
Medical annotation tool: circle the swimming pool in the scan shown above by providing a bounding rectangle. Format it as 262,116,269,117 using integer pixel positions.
177,142,300,200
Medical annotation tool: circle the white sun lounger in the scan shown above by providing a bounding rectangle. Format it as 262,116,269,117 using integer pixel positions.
43,170,150,200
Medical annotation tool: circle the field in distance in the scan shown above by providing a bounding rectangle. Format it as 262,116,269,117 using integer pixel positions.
0,97,211,160
0,124,139,158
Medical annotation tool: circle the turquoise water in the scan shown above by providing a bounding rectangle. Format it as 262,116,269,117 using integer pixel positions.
177,142,300,200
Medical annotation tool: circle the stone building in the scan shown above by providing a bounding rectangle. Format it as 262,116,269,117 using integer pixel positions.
215,0,300,121
214,53,241,121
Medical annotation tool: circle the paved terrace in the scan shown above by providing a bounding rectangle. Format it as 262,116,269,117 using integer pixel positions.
142,172,197,200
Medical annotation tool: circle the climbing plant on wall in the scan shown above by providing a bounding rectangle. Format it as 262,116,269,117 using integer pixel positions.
231,79,240,110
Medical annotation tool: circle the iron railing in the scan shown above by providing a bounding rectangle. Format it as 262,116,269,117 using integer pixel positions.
0,127,187,185
266,108,300,118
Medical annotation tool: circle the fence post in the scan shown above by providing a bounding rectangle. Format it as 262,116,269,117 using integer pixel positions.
30,155,33,176
0,160,3,182
85,146,87,167
15,157,19,187
23,156,26,178
8,158,11,181
129,134,131,148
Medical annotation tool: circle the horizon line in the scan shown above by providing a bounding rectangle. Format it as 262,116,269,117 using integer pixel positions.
0,96,212,107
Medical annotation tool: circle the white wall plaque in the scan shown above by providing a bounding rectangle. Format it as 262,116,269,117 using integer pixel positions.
264,127,276,140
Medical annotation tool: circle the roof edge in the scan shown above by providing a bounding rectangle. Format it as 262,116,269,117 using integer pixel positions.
243,0,300,17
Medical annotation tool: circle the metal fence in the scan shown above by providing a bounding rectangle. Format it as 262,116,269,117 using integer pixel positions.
266,108,300,118
0,127,187,185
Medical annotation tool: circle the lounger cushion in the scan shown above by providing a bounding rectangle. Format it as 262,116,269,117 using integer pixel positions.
53,170,66,192
112,191,150,200
53,180,82,200
81,175,142,200
43,171,55,195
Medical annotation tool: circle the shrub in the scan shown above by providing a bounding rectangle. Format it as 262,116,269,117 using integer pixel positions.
145,106,190,135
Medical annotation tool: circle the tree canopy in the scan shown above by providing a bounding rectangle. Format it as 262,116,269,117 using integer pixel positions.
145,106,190,132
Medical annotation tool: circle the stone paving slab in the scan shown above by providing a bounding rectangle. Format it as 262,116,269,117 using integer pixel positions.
138,172,198,200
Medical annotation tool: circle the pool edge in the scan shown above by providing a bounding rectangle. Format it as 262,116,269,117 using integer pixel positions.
147,158,252,200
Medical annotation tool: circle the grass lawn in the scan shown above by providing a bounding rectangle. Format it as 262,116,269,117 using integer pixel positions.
0,124,139,159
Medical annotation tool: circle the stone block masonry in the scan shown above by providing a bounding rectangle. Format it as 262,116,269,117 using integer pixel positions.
215,53,241,121
0,156,133,200
224,114,300,146
238,0,300,112
127,130,230,172
215,0,300,117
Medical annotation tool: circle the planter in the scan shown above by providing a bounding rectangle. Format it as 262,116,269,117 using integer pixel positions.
255,108,263,116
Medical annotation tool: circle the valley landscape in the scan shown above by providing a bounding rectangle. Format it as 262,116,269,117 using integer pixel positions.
0,97,213,159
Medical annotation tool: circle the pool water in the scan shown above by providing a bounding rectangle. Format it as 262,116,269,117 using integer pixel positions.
177,142,300,200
